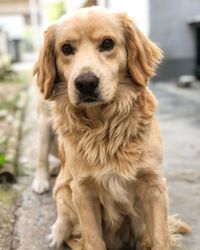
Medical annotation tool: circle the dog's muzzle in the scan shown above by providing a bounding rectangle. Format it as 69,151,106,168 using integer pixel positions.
75,72,99,103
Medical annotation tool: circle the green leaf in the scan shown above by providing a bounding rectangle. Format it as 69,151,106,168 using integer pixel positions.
0,153,6,166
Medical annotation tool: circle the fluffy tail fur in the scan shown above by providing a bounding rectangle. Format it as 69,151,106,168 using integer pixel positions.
169,215,191,247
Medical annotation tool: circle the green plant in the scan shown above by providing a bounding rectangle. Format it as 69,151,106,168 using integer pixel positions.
0,153,6,168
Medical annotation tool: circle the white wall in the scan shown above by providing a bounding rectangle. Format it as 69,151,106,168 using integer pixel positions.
67,0,85,12
0,16,25,39
66,0,149,35
98,0,149,35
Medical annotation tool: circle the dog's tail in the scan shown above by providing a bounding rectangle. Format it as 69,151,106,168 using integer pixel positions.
169,215,191,247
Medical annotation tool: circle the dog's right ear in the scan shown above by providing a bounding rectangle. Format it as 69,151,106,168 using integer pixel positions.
33,25,56,99
116,13,163,87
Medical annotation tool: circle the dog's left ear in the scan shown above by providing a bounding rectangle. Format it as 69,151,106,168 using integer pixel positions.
117,13,163,86
33,24,57,99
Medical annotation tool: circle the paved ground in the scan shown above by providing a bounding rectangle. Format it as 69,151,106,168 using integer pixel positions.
151,82,200,250
10,84,58,250
0,81,200,250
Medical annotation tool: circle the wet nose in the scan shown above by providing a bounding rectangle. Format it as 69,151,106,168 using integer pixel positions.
75,72,99,95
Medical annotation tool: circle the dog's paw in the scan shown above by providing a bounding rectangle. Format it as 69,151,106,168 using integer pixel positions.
48,219,72,249
32,177,50,194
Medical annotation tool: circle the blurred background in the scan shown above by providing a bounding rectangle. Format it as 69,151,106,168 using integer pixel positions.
0,0,200,80
0,1,200,250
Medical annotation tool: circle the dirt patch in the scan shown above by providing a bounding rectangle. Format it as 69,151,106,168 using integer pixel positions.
0,186,17,250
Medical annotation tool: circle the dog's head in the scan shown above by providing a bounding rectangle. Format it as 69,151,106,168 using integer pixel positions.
34,7,162,106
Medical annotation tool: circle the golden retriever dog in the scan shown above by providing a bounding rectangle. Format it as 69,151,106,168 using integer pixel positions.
34,7,191,250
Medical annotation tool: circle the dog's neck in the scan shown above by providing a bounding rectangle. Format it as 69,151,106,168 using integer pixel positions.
52,85,157,173
85,105,103,123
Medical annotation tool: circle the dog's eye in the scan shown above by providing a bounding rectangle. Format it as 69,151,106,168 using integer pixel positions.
99,39,115,52
62,44,75,55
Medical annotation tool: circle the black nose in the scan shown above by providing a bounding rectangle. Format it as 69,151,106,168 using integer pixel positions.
75,72,99,95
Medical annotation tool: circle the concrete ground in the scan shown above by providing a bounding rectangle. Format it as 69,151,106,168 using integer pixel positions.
151,82,200,250
0,81,200,250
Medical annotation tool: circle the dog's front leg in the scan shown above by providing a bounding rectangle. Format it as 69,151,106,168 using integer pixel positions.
49,186,73,249
32,115,51,194
141,180,170,250
72,182,106,250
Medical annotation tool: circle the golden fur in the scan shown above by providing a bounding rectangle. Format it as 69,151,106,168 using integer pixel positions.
32,93,60,194
34,7,191,250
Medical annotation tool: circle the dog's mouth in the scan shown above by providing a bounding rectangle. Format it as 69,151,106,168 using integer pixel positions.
79,94,100,104
82,97,97,103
